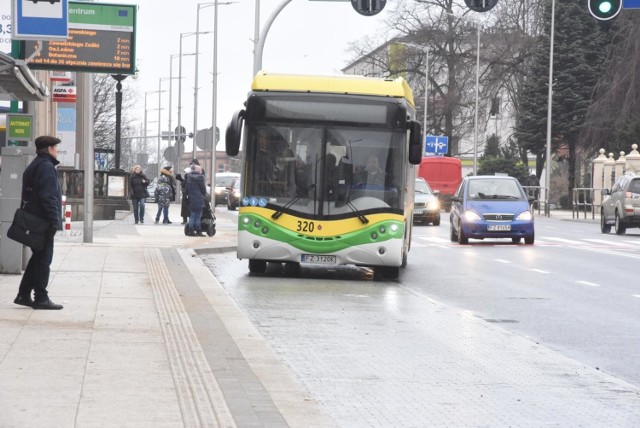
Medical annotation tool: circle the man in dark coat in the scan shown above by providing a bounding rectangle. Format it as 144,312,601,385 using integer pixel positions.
14,136,64,310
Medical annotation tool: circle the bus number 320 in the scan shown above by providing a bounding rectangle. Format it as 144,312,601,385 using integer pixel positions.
297,220,315,233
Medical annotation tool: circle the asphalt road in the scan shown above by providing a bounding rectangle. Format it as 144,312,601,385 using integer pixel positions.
201,209,640,425
406,214,640,386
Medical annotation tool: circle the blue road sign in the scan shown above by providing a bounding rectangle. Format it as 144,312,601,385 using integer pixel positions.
425,135,448,155
624,0,640,8
12,0,69,41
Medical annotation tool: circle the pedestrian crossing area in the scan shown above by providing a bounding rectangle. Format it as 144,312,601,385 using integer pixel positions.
411,235,640,251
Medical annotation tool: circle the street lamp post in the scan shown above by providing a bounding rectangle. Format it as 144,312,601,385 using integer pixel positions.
545,0,556,217
450,12,482,174
399,42,429,137
473,23,481,175
210,1,237,205
111,74,128,171
178,32,199,170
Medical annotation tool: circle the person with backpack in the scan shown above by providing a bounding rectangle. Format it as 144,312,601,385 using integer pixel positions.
154,166,175,224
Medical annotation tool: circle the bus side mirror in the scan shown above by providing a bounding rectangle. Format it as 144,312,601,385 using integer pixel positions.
226,109,245,156
408,120,423,165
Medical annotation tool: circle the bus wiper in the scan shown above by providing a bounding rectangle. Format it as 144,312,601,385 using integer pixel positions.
272,184,316,220
345,201,369,224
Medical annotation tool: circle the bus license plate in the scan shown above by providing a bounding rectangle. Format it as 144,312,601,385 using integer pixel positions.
301,254,336,264
487,224,511,232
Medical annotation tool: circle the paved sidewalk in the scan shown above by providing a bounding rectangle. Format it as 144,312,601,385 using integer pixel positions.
0,204,330,427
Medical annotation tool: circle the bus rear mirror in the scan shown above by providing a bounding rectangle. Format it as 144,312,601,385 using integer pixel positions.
408,120,423,165
226,109,245,156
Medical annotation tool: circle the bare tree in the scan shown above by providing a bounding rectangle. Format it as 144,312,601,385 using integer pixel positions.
346,0,544,158
92,74,145,171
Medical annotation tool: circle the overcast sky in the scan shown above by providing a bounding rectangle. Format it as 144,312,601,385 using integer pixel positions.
114,0,393,154
2,0,393,155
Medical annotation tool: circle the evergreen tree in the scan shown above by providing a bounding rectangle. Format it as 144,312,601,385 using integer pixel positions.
513,0,612,202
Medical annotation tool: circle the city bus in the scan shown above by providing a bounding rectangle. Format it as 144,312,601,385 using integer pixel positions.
225,72,423,279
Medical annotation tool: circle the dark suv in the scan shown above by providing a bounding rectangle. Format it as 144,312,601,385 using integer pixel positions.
601,173,640,235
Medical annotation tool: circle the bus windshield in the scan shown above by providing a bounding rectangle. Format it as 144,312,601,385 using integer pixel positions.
244,124,407,217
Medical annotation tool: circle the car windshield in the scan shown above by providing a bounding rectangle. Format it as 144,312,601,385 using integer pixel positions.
467,179,523,200
216,176,237,187
415,180,433,195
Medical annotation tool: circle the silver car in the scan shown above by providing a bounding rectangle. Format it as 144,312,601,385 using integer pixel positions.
601,173,640,235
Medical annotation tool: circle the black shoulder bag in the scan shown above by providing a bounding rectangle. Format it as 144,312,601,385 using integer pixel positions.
7,163,50,252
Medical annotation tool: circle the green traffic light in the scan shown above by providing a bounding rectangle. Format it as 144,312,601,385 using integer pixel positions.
589,0,621,20
598,1,612,13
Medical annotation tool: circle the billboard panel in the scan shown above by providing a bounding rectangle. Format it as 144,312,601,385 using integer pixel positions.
20,1,136,75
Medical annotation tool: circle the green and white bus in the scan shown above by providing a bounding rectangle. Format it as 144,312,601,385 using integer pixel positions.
226,72,423,279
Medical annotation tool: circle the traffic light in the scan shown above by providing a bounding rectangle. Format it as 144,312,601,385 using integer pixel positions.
351,0,386,16
464,0,499,13
588,0,622,20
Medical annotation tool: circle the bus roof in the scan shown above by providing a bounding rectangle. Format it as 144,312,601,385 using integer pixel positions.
251,72,415,107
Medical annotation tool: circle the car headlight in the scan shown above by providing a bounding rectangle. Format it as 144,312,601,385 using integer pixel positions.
516,211,533,221
464,211,482,221
427,200,440,210
234,191,241,197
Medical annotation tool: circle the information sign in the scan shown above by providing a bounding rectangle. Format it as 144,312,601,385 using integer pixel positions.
20,2,136,75
11,0,69,41
425,135,448,155
7,113,33,142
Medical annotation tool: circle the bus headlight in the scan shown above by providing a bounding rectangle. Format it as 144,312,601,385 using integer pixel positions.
390,224,399,233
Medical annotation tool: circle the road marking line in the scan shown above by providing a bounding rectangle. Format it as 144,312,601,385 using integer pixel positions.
418,236,451,243
542,237,585,245
494,259,511,264
576,280,600,287
529,269,549,274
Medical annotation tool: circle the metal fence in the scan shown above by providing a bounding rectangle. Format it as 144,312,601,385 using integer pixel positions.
572,187,595,220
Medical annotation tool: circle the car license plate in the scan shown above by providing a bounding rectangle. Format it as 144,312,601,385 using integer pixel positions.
414,208,425,214
487,224,511,231
301,254,336,264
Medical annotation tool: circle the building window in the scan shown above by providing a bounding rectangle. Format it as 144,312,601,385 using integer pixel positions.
490,97,500,117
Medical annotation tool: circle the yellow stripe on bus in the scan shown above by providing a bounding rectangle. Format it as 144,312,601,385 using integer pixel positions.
239,206,404,237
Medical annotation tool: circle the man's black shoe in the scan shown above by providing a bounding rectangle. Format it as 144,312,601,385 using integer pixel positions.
33,299,63,310
14,295,34,308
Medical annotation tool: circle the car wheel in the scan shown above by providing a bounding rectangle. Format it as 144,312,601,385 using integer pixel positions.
450,223,457,242
524,234,535,245
457,221,468,245
248,259,267,274
600,210,611,234
512,237,522,244
433,216,441,226
615,211,627,235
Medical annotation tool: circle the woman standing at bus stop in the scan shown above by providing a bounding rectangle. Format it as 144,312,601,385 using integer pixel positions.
129,164,150,224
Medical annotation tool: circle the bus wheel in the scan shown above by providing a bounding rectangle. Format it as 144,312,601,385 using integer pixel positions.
374,266,399,281
283,262,301,277
248,259,266,274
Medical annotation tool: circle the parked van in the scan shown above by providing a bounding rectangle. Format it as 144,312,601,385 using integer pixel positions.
418,156,462,211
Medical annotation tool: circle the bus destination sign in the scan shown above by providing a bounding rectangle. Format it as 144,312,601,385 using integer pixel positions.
20,2,136,75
